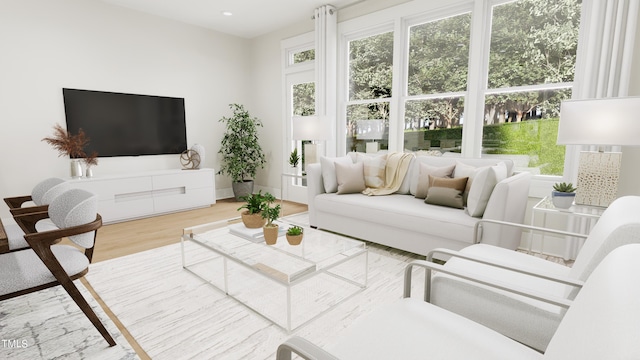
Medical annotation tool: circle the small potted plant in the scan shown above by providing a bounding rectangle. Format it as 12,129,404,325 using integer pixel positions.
289,148,300,168
261,192,281,245
286,225,304,245
551,182,577,209
237,191,267,228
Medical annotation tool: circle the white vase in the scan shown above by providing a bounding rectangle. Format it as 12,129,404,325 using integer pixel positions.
70,159,82,178
191,143,205,169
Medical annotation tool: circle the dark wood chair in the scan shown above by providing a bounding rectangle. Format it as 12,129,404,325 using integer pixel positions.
1,188,115,346
2,177,68,253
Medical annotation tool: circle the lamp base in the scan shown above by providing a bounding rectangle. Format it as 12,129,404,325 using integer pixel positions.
366,142,379,154
575,151,621,207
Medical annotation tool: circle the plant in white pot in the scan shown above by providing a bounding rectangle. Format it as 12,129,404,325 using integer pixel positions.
218,104,266,201
261,192,281,245
551,182,577,209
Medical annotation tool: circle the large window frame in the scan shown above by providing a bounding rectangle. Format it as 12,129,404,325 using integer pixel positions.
337,0,580,197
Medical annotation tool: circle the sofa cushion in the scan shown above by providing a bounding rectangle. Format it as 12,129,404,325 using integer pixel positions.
425,176,468,209
414,163,455,199
336,161,366,194
320,155,353,193
314,193,479,245
357,153,387,189
467,162,507,217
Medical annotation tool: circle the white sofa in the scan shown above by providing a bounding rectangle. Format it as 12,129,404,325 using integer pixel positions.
307,153,531,256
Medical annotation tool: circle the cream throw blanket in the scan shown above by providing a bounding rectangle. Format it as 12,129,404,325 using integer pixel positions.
362,152,413,196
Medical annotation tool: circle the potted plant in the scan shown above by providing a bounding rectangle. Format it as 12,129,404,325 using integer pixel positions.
218,104,266,201
551,182,577,209
261,192,281,245
286,225,304,245
237,191,267,228
289,148,300,168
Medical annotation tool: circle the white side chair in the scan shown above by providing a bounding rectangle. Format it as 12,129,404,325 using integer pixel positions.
426,195,640,351
276,244,640,360
0,188,115,346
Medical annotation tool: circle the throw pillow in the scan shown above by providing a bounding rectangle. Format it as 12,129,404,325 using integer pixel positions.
414,163,455,199
425,187,466,209
335,161,366,194
466,162,508,217
320,155,353,193
356,153,387,189
453,161,482,204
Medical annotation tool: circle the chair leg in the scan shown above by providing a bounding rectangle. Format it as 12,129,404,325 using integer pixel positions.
58,276,116,347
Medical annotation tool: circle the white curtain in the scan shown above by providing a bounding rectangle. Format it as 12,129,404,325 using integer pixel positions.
563,0,639,259
314,5,337,157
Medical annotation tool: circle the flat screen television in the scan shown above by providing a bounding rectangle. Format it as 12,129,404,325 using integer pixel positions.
62,88,187,158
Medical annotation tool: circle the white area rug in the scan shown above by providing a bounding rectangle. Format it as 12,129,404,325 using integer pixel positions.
0,280,138,360
84,221,424,359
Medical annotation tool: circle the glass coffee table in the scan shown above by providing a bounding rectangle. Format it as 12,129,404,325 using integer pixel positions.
181,218,368,332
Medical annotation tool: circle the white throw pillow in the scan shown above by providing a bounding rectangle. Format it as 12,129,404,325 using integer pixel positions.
320,155,353,193
335,161,366,194
356,153,387,189
414,163,456,199
466,162,508,217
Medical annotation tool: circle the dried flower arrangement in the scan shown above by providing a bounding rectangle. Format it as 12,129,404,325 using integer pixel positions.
42,124,98,167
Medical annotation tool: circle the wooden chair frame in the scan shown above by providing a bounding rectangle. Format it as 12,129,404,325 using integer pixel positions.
2,211,115,346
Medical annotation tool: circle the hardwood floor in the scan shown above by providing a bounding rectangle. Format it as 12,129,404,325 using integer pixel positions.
91,199,308,263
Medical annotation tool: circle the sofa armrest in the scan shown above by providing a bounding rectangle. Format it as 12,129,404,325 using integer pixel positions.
403,259,574,308
481,171,532,249
306,163,325,227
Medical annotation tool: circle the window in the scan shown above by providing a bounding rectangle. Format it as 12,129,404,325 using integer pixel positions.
293,49,315,64
337,0,581,182
346,31,393,153
482,0,581,175
404,12,471,152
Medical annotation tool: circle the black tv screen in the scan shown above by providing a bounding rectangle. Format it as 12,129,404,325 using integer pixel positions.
63,88,187,158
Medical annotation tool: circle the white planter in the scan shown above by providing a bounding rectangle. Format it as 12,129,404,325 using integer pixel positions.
551,191,575,209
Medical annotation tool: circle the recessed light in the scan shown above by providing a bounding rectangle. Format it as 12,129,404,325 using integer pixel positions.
221,11,233,16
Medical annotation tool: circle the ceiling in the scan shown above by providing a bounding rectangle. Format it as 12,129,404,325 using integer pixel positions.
97,0,365,39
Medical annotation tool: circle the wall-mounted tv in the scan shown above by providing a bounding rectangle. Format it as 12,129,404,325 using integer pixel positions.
63,88,187,158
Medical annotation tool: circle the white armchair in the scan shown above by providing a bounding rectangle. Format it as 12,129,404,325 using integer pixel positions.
276,244,640,360
427,195,640,351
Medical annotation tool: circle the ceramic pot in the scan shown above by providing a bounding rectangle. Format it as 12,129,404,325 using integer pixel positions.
551,191,575,209
233,180,254,201
286,234,303,246
263,224,279,245
241,210,266,228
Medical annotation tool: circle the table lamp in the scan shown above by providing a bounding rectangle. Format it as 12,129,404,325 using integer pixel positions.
292,115,331,166
557,97,640,207
356,119,385,153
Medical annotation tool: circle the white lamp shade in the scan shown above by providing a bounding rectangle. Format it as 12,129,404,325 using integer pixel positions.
292,116,332,141
356,119,385,140
558,97,640,146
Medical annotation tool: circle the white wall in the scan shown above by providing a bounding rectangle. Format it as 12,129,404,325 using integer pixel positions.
0,0,251,219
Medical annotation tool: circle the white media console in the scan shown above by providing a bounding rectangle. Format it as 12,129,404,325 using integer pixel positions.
66,168,216,224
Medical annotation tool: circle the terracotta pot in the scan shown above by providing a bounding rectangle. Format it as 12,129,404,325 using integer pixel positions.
286,234,303,246
241,210,266,229
263,224,279,245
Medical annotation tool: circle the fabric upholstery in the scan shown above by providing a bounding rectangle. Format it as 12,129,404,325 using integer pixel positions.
466,162,507,217
48,189,98,249
320,155,353,193
414,163,455,199
362,152,413,196
357,153,386,189
327,298,541,360
0,245,89,296
335,161,366,194
30,177,65,206
431,196,640,352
